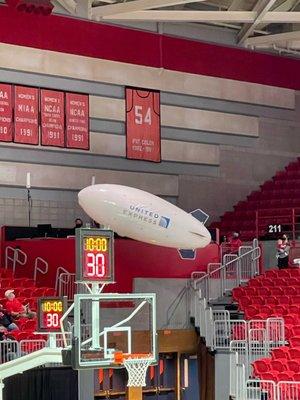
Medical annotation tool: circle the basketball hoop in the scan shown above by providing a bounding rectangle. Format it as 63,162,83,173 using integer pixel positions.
114,352,152,387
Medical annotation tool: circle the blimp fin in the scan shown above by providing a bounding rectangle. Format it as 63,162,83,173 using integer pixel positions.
190,209,209,225
178,249,196,260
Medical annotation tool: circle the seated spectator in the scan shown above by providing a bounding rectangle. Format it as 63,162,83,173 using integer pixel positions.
229,232,242,254
0,304,18,331
4,290,36,319
0,326,20,362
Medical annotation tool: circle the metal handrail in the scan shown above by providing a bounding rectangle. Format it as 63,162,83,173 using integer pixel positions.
190,238,260,302
4,246,27,275
55,267,71,295
33,257,49,283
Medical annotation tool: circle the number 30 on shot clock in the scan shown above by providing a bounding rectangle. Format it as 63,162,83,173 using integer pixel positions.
37,297,67,332
76,228,114,283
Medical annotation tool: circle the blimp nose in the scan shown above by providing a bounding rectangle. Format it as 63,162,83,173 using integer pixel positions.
78,185,97,213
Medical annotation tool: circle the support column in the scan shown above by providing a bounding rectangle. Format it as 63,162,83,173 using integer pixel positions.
126,387,142,400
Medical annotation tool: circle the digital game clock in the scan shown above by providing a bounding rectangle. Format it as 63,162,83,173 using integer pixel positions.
37,297,67,332
76,228,114,283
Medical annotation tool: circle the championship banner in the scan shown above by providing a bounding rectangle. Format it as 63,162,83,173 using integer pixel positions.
14,86,39,145
0,84,13,142
66,93,89,150
41,89,65,147
126,88,161,162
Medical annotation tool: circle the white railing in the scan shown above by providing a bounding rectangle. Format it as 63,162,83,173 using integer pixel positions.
278,381,300,400
245,379,276,400
239,380,300,400
190,238,260,304
56,269,75,300
33,257,49,283
0,339,47,364
5,246,27,275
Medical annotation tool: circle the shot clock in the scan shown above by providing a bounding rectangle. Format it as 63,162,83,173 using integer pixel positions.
37,297,67,332
76,228,114,283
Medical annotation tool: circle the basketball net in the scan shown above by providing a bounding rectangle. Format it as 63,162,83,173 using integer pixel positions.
114,352,152,387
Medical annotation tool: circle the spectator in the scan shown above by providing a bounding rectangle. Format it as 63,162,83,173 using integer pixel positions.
229,232,242,254
0,326,20,362
276,234,290,269
75,218,83,229
4,290,36,319
0,304,18,331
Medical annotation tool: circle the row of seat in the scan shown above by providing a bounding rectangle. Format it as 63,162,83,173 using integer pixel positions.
248,276,300,287
0,287,56,298
233,285,300,301
239,295,300,308
210,157,300,239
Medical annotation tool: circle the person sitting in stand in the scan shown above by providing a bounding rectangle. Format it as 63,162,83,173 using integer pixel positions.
276,234,290,269
0,304,18,331
229,232,242,254
4,290,36,319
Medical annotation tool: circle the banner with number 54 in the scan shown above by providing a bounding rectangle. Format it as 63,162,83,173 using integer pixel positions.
126,88,161,162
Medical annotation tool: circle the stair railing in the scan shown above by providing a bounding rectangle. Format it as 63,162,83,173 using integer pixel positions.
4,247,27,276
33,257,49,284
190,238,260,304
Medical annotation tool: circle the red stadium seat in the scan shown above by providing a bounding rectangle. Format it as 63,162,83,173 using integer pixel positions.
287,360,300,373
270,360,287,373
232,287,244,301
284,314,300,325
291,326,300,337
265,297,278,306
276,296,290,305
252,358,271,376
277,372,294,381
288,348,300,360
272,347,290,360
289,337,300,348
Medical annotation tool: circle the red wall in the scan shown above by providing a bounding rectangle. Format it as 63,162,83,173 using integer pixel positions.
3,238,219,292
0,6,300,89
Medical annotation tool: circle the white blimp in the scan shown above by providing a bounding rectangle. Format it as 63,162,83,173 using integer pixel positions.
78,184,211,259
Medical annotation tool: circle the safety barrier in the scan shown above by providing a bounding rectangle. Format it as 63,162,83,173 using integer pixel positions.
0,339,46,364
56,270,75,300
4,247,27,275
238,379,300,400
190,238,260,304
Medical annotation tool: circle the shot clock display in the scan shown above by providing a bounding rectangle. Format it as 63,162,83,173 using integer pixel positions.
76,228,114,283
37,297,67,332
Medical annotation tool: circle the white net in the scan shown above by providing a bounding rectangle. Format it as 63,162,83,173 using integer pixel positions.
124,357,152,387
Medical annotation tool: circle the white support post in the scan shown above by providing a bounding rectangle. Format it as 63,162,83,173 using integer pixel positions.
48,333,57,349
0,380,3,400
92,283,100,349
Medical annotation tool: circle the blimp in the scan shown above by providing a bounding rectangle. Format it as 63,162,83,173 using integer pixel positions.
78,184,211,259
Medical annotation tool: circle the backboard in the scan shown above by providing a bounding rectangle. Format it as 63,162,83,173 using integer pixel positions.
71,293,157,369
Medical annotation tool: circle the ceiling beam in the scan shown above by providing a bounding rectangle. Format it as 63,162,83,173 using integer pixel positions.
245,29,300,46
101,10,300,23
76,0,92,18
54,0,76,14
237,0,277,44
102,10,257,22
92,0,205,19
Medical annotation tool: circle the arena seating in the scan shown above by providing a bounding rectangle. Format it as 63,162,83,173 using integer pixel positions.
210,157,300,240
0,268,55,341
233,267,300,382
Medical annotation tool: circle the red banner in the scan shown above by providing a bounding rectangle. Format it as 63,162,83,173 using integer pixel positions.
0,84,13,142
41,89,65,147
126,88,161,162
66,93,89,150
14,86,39,145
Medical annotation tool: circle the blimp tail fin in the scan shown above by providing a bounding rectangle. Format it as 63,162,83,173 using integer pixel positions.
190,209,209,225
178,249,196,260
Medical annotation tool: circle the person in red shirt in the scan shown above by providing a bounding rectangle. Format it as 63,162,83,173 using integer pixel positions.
229,232,242,254
5,290,36,319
